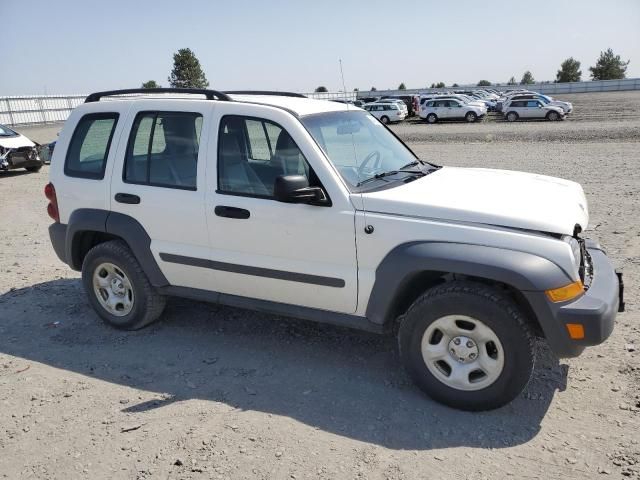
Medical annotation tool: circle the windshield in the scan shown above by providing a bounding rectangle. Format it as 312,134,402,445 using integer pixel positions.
0,124,18,137
538,95,550,103
301,110,431,190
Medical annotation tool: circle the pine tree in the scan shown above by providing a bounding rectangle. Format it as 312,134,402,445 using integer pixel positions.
168,48,209,88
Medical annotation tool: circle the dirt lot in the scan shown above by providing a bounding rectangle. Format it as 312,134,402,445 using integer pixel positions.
1,90,639,479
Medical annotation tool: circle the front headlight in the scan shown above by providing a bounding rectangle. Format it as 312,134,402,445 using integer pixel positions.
563,235,582,271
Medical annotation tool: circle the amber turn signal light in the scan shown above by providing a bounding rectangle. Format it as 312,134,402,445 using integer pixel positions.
545,280,584,303
566,323,585,340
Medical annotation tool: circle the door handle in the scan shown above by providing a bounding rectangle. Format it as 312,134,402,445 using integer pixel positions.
115,193,141,204
215,205,250,219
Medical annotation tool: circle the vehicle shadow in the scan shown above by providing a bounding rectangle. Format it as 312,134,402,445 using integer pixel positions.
0,279,568,450
0,169,37,179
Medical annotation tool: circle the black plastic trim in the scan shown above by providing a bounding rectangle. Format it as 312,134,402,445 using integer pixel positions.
159,253,345,288
158,286,382,333
85,88,231,103
224,91,307,98
366,241,573,326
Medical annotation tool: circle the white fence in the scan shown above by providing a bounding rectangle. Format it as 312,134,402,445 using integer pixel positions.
0,95,85,126
1,79,638,126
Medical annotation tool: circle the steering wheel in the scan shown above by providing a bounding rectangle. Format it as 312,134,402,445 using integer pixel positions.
357,150,381,177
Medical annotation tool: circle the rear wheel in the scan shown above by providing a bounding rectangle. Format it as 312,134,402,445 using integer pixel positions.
380,115,390,124
465,111,477,123
82,240,166,330
398,281,535,411
546,111,560,121
26,166,42,172
426,113,438,124
506,112,518,122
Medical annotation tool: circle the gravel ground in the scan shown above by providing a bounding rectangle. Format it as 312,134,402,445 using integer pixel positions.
1,90,639,479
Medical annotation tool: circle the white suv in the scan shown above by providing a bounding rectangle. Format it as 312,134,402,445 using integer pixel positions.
363,102,406,123
421,98,486,123
47,88,623,411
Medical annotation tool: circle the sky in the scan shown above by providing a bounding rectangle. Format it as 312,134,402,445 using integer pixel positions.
1,0,639,95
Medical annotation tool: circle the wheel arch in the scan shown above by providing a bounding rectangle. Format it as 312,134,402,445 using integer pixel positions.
65,209,168,287
366,241,573,336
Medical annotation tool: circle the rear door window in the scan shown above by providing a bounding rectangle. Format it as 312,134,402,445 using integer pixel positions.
65,113,119,179
124,111,202,190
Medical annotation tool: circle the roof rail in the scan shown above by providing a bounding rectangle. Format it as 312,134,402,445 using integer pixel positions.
224,90,307,98
84,88,232,103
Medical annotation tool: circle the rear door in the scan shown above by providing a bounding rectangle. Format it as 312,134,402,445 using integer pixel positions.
108,100,213,290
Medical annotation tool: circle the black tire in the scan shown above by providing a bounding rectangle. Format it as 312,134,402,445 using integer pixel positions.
26,166,42,172
380,115,390,124
426,113,438,124
81,240,166,330
398,281,535,411
506,112,518,122
465,111,477,123
546,111,560,121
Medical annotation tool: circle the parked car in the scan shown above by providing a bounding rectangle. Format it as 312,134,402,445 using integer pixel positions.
506,94,573,114
419,95,487,118
381,95,416,116
46,88,622,411
363,102,406,123
375,98,408,116
0,124,43,173
503,99,565,121
421,98,486,123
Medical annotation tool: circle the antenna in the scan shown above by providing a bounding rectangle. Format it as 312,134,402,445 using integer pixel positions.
338,59,369,231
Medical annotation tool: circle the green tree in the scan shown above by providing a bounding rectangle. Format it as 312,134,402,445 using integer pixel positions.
141,80,160,89
398,82,406,90
452,83,459,87
477,80,492,86
168,48,209,88
353,88,359,92
589,48,630,80
434,82,445,88
314,86,328,92
371,86,377,91
507,76,517,85
556,57,582,82
520,71,535,85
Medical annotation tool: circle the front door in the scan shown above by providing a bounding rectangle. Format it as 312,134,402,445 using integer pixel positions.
204,103,358,313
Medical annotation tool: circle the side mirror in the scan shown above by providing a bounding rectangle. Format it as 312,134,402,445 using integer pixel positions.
274,175,329,205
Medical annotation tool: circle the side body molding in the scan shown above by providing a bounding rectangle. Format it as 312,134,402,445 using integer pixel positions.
365,241,573,325
65,209,168,287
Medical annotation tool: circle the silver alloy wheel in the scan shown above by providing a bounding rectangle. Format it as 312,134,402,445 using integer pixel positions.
548,111,559,121
381,116,389,124
92,262,134,317
507,112,517,122
466,112,476,122
421,315,505,391
427,114,437,123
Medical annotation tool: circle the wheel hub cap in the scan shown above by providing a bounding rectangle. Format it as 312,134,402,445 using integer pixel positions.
448,336,478,364
93,262,134,317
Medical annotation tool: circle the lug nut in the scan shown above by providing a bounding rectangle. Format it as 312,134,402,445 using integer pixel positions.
453,338,461,345
469,353,476,359
466,340,473,348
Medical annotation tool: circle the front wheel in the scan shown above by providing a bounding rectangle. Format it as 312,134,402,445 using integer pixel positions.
82,240,166,330
26,166,42,172
398,281,535,411
546,111,560,121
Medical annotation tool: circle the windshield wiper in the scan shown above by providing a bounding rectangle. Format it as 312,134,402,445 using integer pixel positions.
356,167,425,187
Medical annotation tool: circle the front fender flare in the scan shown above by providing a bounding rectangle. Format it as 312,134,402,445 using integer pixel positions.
365,241,573,326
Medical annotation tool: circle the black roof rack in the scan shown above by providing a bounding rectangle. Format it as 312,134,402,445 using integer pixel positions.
84,88,232,103
224,90,307,98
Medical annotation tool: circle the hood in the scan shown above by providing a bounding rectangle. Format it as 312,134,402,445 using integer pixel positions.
0,134,35,149
361,167,589,236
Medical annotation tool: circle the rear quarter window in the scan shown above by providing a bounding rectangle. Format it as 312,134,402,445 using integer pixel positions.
65,113,119,179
